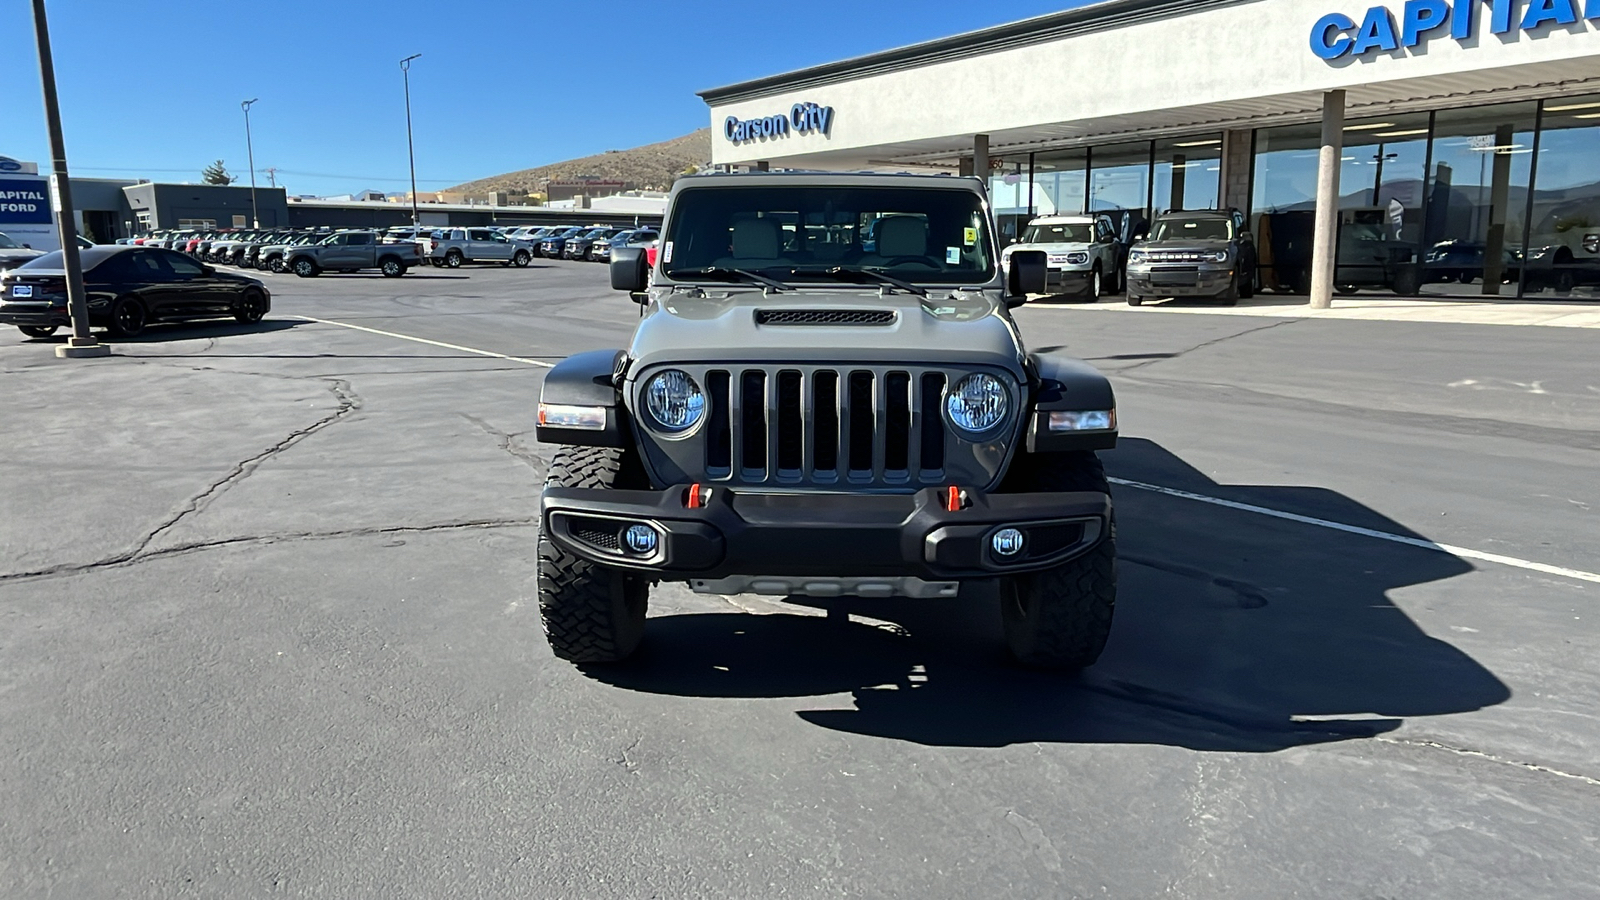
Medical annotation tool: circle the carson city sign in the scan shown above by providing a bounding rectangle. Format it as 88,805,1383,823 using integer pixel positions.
724,102,834,144
1312,0,1599,59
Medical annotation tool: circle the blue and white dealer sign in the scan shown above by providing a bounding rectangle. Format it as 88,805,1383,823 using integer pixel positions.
1313,0,1599,59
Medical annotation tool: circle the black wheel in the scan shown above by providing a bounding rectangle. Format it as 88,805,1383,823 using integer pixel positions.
537,446,652,663
268,256,285,273
1217,271,1240,306
1554,269,1577,294
108,295,147,338
445,250,463,268
513,249,531,267
1391,266,1421,296
1240,266,1256,299
292,257,319,278
234,289,266,323
380,257,404,277
997,451,1117,670
18,325,58,338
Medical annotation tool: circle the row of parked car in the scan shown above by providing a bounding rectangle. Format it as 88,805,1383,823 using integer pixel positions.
419,224,659,268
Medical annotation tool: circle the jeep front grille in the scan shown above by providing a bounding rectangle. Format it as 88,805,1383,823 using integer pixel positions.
698,366,954,487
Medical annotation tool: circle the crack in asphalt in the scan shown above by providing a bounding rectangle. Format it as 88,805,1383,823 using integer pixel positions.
0,518,539,585
460,413,549,474
1096,317,1303,372
1372,735,1600,788
0,377,362,584
130,378,362,558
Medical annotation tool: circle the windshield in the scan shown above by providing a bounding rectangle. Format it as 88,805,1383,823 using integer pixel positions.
0,233,19,250
662,185,994,285
1152,217,1232,241
1022,222,1093,244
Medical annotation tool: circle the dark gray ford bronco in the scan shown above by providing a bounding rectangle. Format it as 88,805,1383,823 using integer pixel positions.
534,172,1119,669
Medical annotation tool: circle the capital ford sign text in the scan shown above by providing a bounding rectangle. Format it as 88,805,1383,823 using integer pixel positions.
724,102,834,143
1313,0,1599,59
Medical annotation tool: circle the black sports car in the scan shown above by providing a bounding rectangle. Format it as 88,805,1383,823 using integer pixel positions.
0,245,271,339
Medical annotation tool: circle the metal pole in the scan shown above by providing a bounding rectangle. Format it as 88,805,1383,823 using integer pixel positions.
1309,89,1345,309
30,0,107,358
401,54,421,227
242,98,259,228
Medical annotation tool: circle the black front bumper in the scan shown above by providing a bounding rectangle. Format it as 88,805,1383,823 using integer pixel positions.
541,485,1110,581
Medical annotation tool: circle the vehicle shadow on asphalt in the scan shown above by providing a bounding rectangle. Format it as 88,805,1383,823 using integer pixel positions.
20,319,311,345
585,438,1510,751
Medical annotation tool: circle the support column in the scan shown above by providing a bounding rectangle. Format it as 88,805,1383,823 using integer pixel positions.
1480,123,1514,295
974,134,990,181
1310,90,1345,309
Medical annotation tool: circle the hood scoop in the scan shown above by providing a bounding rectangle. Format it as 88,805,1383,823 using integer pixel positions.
754,309,897,326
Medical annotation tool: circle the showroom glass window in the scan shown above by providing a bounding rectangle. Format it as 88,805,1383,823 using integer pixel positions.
987,155,1034,247
1336,112,1430,293
1088,141,1153,234
1152,135,1222,215
1032,148,1088,220
1525,95,1600,298
1423,102,1536,297
1250,122,1321,292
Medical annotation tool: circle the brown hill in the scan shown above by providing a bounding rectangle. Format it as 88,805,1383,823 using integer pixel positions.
446,129,711,195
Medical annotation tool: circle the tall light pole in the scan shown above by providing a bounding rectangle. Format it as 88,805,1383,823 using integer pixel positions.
400,53,422,227
241,98,259,228
30,0,107,358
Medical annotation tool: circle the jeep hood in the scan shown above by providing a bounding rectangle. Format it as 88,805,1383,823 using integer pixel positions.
627,288,1027,376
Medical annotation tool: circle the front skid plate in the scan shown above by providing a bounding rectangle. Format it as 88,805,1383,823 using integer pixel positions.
689,575,960,599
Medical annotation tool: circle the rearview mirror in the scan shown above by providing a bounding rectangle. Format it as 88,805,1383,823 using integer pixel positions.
610,245,648,293
1007,249,1047,299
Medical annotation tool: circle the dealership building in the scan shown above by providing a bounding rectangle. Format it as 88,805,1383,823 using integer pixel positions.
701,0,1600,301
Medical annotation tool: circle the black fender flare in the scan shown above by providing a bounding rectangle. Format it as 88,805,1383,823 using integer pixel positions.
1024,353,1118,453
536,349,632,448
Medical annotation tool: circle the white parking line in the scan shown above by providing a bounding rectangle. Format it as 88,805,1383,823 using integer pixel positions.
291,315,556,368
1110,477,1600,585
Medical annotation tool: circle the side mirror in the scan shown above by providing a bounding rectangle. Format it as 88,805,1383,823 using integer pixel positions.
610,245,648,293
1007,249,1047,300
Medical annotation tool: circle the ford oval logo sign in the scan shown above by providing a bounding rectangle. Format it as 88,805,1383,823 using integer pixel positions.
0,159,22,173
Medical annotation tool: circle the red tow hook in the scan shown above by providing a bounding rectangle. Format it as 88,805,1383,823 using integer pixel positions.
686,483,705,509
946,485,969,512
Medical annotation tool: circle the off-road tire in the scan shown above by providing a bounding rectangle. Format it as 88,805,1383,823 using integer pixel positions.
292,257,319,278
445,250,463,268
380,257,405,277
18,325,58,338
997,450,1117,671
1089,263,1103,301
537,446,652,663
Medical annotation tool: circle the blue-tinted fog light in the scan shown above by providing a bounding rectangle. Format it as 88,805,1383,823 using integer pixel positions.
624,524,659,554
992,527,1025,558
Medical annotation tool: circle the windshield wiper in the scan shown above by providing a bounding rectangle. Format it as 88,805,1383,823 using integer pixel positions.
690,266,793,292
813,266,928,296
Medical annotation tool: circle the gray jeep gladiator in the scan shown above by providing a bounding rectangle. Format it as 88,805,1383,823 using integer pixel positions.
534,172,1119,669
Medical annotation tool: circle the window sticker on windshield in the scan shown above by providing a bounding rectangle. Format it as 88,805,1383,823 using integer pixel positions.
946,246,961,265
663,241,674,263
963,227,977,247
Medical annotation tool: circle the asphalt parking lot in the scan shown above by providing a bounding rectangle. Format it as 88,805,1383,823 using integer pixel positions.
3,259,1598,898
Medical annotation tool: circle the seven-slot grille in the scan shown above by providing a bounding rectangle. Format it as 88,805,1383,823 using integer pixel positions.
689,366,965,488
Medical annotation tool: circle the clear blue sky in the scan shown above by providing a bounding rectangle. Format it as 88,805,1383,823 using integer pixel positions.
1,0,1086,198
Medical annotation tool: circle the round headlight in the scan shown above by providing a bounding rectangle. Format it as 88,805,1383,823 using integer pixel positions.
644,369,705,433
946,373,1009,435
